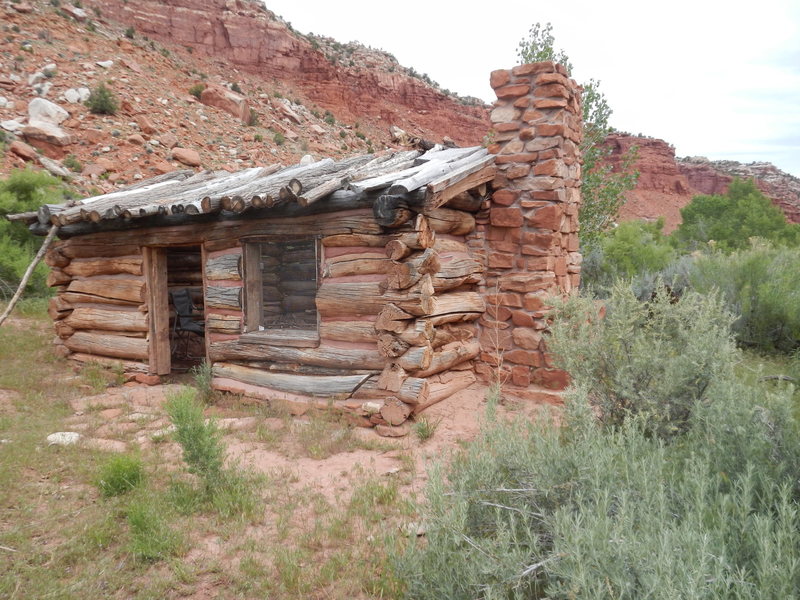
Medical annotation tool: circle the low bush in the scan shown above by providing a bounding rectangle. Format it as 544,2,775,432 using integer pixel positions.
689,243,800,352
85,82,118,115
126,495,182,562
548,282,737,438
188,83,205,99
97,454,144,497
398,287,800,598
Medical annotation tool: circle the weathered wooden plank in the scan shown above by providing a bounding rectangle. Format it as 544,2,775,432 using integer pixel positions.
319,320,376,344
322,254,390,278
213,362,371,397
207,314,242,334
316,279,434,317
143,247,170,375
69,352,149,373
239,329,319,348
206,286,242,310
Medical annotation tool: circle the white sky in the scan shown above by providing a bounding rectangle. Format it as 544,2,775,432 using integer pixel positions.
263,0,800,177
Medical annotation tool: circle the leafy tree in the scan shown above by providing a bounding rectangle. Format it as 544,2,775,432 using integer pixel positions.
0,169,66,296
517,23,639,250
672,178,800,252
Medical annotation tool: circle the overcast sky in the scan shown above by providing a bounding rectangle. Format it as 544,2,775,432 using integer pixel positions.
263,0,800,177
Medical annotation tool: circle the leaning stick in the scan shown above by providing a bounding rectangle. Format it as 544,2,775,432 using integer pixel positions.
0,226,59,327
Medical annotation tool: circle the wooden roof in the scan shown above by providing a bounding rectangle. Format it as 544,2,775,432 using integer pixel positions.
11,145,495,231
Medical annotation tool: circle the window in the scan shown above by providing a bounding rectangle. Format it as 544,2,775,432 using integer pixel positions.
242,237,320,346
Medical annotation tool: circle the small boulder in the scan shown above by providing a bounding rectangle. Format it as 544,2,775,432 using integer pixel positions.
126,133,146,145
22,121,73,146
38,156,71,178
152,160,175,174
46,431,82,446
199,84,253,124
28,98,69,125
135,115,156,135
158,132,178,149
9,140,38,162
134,373,161,386
171,147,201,167
11,2,34,13
62,5,87,20
96,60,114,69
82,163,106,177
1,119,25,133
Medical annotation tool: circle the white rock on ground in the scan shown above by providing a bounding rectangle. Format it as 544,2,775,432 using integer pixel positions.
96,60,114,69
47,431,82,446
28,97,69,124
1,119,25,133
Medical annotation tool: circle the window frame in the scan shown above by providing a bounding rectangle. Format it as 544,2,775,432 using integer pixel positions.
240,235,321,348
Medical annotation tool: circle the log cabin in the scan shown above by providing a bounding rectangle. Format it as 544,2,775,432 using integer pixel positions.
8,62,583,430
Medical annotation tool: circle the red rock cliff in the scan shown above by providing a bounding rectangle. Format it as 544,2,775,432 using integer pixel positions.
85,0,490,145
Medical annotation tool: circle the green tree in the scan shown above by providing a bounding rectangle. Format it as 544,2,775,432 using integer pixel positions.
672,178,800,252
517,23,639,250
0,169,66,296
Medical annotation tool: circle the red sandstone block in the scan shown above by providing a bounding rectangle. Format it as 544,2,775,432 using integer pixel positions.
570,273,581,288
523,293,547,312
554,256,568,276
488,252,514,268
486,304,512,321
507,165,531,179
482,329,513,351
534,98,568,109
566,233,580,252
526,204,563,230
493,122,520,132
494,153,538,164
538,148,562,160
512,327,542,350
510,310,535,327
487,226,507,241
513,97,531,108
491,240,518,253
525,256,555,271
495,83,531,98
512,62,555,76
535,72,571,87
555,64,569,76
519,127,536,141
135,374,161,386
522,231,558,249
521,245,549,257
485,292,523,308
533,159,564,177
533,368,570,390
510,365,532,387
499,272,556,293
504,349,542,367
522,109,548,123
490,207,524,227
478,352,502,367
532,190,565,201
534,83,569,98
479,315,512,330
492,189,518,206
500,139,526,154
490,69,511,89
537,123,566,137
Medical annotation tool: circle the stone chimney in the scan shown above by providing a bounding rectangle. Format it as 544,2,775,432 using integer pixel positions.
473,61,582,390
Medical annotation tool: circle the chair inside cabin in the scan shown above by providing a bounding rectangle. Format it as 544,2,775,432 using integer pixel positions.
170,288,205,360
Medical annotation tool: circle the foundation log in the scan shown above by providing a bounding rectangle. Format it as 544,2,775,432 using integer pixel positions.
64,331,149,360
213,362,372,397
413,341,480,378
386,249,441,290
210,340,385,370
395,344,433,371
64,307,148,332
353,376,430,406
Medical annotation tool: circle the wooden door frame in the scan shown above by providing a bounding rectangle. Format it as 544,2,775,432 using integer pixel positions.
143,246,171,375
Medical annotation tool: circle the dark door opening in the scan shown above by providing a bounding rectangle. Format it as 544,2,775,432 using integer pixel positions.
166,245,205,371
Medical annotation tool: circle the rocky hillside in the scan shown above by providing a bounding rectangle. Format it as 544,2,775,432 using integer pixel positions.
0,0,488,195
605,134,800,231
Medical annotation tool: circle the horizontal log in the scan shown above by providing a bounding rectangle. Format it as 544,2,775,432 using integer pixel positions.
425,163,495,210
212,363,373,397
374,303,414,333
54,320,75,338
319,320,376,344
58,243,141,259
64,331,148,360
323,253,390,278
44,246,71,268
206,285,242,310
210,340,385,370
432,237,469,253
47,268,71,287
414,371,477,414
443,191,484,212
64,256,143,277
353,375,429,406
316,278,434,317
67,277,145,303
61,291,140,307
413,341,480,378
48,295,73,320
421,207,476,235
425,292,486,320
397,319,435,346
373,195,412,228
240,329,319,348
69,352,149,373
377,332,409,358
386,249,440,290
395,344,433,371
321,233,392,247
64,307,148,332
234,361,376,376
207,314,242,334
206,253,242,281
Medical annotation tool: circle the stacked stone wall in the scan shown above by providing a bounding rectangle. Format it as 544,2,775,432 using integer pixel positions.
472,61,582,390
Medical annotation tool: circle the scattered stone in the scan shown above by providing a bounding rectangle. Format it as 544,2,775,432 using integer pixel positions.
309,124,326,135
171,147,201,167
134,374,161,386
96,60,114,69
9,140,38,161
199,84,253,124
62,5,87,20
0,96,11,109
63,87,90,103
135,115,156,135
47,431,82,446
22,121,73,146
11,2,34,13
99,408,124,420
82,163,107,177
158,133,178,149
299,154,315,166
126,133,146,145
375,423,411,438
0,78,16,91
1,120,25,133
152,160,175,174
39,156,72,178
28,98,69,125
216,417,259,431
